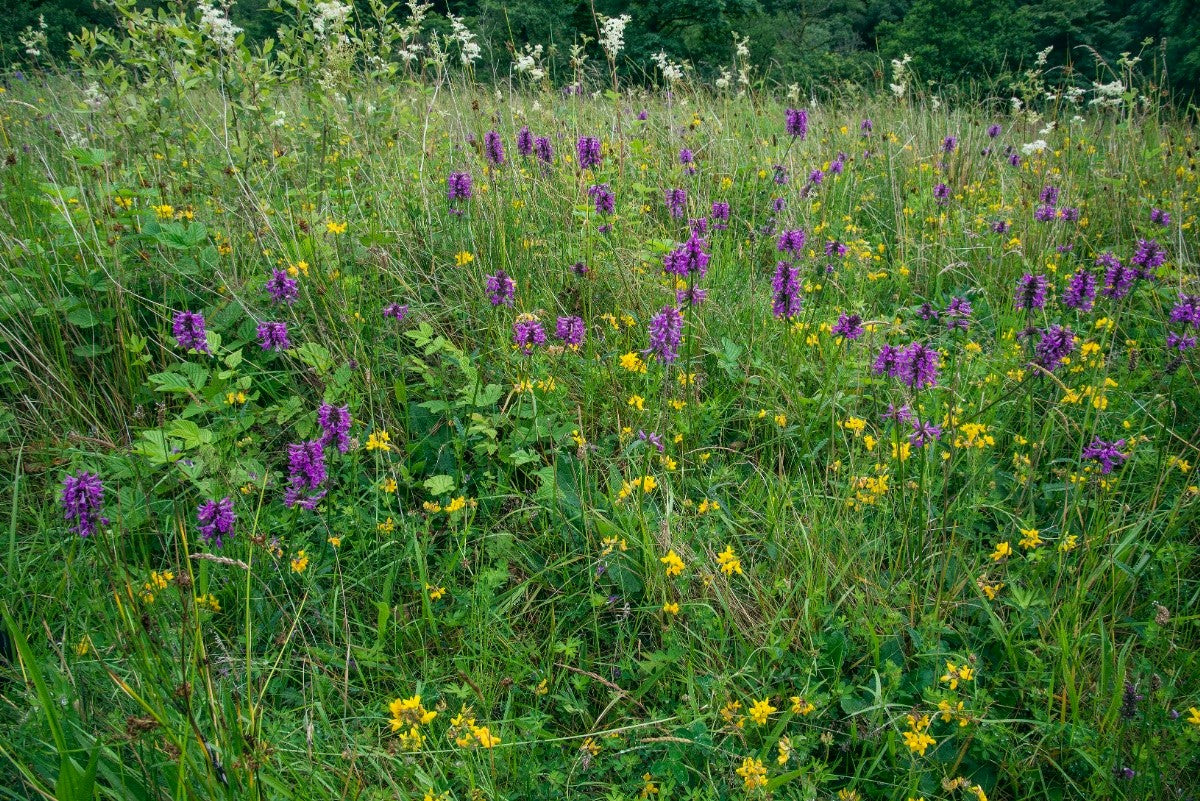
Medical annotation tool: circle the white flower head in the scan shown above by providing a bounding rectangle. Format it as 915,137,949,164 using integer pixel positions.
1020,139,1048,155
197,1,243,53
599,14,631,61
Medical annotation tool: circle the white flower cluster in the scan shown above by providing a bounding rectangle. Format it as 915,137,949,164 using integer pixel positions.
198,1,243,53
1090,79,1126,108
715,68,731,90
82,82,108,111
890,53,912,98
447,14,480,65
651,51,682,84
599,14,631,62
19,15,48,58
1020,139,1048,155
1034,45,1053,68
312,1,352,43
397,1,431,64
514,43,545,81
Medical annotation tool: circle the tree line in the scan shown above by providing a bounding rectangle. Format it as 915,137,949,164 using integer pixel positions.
4,0,1198,100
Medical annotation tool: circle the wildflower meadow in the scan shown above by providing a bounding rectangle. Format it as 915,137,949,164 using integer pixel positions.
0,3,1198,800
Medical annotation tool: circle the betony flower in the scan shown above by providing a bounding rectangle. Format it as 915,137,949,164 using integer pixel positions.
1098,252,1134,300
516,125,533,156
317,403,351,453
898,342,939,389
777,229,806,257
945,296,972,330
486,271,516,307
534,137,553,165
197,497,235,548
1082,437,1128,474
554,315,585,348
1015,274,1049,310
1035,324,1075,370
266,268,299,304
172,311,210,354
512,318,546,354
588,184,615,215
771,261,801,319
577,136,602,170
832,313,864,341
447,172,472,205
648,306,684,363
61,471,106,538
665,188,687,218
484,131,505,166
785,108,808,139
256,321,290,351
1063,270,1097,311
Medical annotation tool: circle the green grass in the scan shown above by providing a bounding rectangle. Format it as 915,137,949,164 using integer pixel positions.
0,14,1198,800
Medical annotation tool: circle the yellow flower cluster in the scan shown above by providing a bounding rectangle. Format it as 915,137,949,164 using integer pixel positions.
735,756,768,790
388,694,438,751
448,706,501,748
716,545,743,576
901,713,936,756
140,570,175,604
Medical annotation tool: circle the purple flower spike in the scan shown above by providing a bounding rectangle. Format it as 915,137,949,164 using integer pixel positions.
648,306,684,363
197,497,235,548
61,471,106,538
256,321,290,351
172,311,211,354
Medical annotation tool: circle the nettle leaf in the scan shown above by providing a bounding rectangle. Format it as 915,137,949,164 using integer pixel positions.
423,474,456,496
294,342,333,374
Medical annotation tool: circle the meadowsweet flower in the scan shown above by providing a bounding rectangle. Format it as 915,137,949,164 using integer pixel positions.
554,315,585,348
1082,437,1127,474
784,107,808,139
172,311,210,354
648,305,683,363
1015,274,1049,311
513,318,546,354
197,497,234,547
486,270,516,307
256,321,289,351
61,471,106,538
576,136,602,170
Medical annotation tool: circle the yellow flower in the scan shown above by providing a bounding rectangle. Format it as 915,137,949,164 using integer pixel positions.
774,413,787,428
639,773,659,799
660,549,685,577
444,496,467,514
377,517,395,533
776,736,792,765
662,602,680,615
978,577,1004,600
748,698,777,725
720,700,744,726
627,394,645,411
989,541,1012,561
902,722,936,755
1058,534,1078,552
290,549,309,573
716,545,743,576
535,679,549,695
365,430,392,452
790,696,815,715
388,694,437,732
195,594,221,612
619,351,648,373
380,478,398,493
325,220,348,234
152,204,175,219
454,251,474,266
1187,707,1200,725
940,662,975,690
697,498,720,515
1018,527,1042,550
327,535,341,548
427,584,445,601
735,757,768,790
